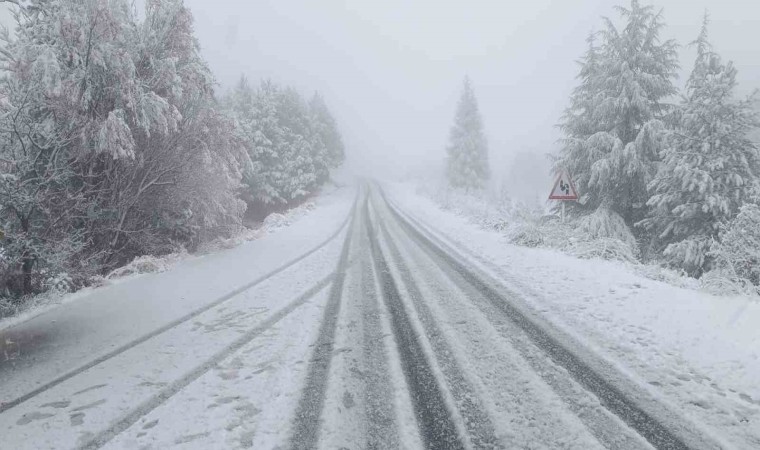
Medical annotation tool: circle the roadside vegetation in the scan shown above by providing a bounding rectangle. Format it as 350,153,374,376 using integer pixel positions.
0,0,345,312
443,1,759,296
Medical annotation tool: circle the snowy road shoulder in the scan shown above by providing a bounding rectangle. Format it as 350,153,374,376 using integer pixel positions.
386,181,760,449
0,185,357,407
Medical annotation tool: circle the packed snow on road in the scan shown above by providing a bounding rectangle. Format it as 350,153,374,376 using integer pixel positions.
1,0,760,449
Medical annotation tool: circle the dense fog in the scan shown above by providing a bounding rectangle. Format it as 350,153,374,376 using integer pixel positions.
3,0,755,201
1,4,760,449
120,2,760,194
0,0,757,300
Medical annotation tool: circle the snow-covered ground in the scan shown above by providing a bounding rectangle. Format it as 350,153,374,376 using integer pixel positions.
0,185,356,405
386,181,760,449
0,186,342,333
2,180,758,450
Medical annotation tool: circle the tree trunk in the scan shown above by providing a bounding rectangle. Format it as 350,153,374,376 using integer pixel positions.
22,254,33,296
20,216,33,297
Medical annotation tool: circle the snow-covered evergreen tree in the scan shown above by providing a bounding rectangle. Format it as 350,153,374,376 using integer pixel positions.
225,80,343,211
554,0,678,232
276,87,318,201
225,75,268,206
640,18,760,275
555,32,606,215
247,79,287,205
446,77,490,191
309,92,345,171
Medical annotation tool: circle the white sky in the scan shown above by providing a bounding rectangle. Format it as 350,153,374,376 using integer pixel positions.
1,0,759,192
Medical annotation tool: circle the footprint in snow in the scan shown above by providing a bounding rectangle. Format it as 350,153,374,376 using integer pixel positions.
175,432,209,445
342,391,355,409
16,411,56,426
70,412,85,427
739,393,760,406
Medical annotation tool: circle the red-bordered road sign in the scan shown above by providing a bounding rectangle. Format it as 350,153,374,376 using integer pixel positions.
549,170,579,200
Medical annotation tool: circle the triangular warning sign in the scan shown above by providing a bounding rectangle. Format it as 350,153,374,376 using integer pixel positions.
549,170,579,200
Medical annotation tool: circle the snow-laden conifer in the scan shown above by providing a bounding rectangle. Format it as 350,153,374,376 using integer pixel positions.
309,92,345,178
641,17,760,274
554,33,605,215
446,77,490,191
555,0,678,232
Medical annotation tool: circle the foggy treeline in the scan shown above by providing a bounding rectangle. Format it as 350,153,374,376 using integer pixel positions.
445,1,759,288
0,0,344,305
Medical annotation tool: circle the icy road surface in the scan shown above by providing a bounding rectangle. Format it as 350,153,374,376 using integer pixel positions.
0,183,742,449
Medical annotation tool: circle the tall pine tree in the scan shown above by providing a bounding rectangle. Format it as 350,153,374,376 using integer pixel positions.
309,92,345,174
554,0,678,233
555,32,606,215
224,79,345,210
446,77,490,191
276,86,318,201
640,17,760,275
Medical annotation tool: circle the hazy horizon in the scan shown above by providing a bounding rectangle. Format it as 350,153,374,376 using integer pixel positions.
1,0,758,200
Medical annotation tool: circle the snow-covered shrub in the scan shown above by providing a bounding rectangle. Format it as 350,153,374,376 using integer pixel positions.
106,251,188,280
505,206,638,263
262,201,318,232
703,204,760,296
0,297,16,319
430,183,512,233
482,217,510,233
198,228,265,253
43,273,74,295
634,264,698,290
575,207,638,255
507,222,547,248
263,213,290,230
107,257,162,279
563,237,638,264
700,269,758,297
428,180,640,264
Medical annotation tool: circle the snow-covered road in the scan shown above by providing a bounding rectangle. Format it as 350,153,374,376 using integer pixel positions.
0,183,741,449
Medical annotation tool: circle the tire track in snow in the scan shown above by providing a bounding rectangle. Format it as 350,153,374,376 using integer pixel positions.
364,195,465,450
288,190,359,450
370,191,501,449
358,206,401,450
381,197,649,449
0,191,357,416
78,275,336,450
377,185,704,450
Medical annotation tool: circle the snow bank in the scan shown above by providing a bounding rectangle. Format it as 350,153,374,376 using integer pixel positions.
262,202,317,232
106,251,190,279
